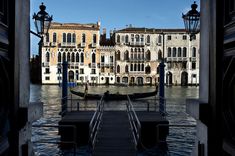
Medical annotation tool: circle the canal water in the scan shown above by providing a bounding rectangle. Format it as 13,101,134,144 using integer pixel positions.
30,84,198,156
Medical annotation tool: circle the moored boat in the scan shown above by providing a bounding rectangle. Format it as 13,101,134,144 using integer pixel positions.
70,86,158,100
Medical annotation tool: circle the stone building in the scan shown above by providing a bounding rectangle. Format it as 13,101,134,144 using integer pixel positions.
41,22,100,84
113,27,200,86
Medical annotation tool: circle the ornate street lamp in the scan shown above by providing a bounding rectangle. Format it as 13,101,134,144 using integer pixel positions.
31,3,52,84
182,1,200,40
33,3,53,36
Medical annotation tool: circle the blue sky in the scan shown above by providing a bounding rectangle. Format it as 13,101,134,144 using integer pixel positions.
30,0,200,55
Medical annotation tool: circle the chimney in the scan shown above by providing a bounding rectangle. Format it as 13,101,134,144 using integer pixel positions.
101,28,106,43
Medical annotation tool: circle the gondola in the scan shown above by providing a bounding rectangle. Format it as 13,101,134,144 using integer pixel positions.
70,86,158,100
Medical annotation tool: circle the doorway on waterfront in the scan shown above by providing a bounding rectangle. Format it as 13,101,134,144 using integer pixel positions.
105,77,109,85
166,72,172,86
68,71,74,82
137,77,143,86
181,71,188,86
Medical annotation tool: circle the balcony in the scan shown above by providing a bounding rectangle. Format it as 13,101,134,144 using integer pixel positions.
130,42,145,46
182,57,188,61
80,62,84,66
42,62,49,67
91,43,97,47
146,42,150,46
91,63,96,68
51,42,57,47
81,42,86,47
61,42,76,47
190,57,196,62
43,42,50,47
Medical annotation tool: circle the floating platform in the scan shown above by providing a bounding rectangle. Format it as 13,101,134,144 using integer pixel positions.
59,110,169,149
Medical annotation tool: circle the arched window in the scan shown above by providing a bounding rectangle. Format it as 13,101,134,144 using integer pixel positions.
124,51,129,60
117,35,120,43
93,34,97,43
192,47,196,57
101,56,105,62
125,35,129,43
67,53,70,62
131,64,133,71
138,64,141,71
72,33,76,43
46,33,49,42
178,48,182,57
63,52,66,61
125,65,129,73
82,33,86,43
158,50,162,60
71,53,75,62
168,47,171,57
58,52,61,62
146,50,151,60
131,48,133,52
183,47,187,57
141,35,144,42
135,35,140,42
158,35,162,43
145,65,151,74
131,52,133,59
173,47,176,57
53,33,56,42
147,35,150,43
117,65,120,73
76,53,79,62
141,51,144,59
141,64,144,71
134,64,137,71
92,53,96,63
116,51,120,60
81,53,84,63
67,33,71,43
46,52,50,62
63,33,66,42
110,56,113,62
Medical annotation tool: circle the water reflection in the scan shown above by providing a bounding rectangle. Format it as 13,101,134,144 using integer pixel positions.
30,84,198,156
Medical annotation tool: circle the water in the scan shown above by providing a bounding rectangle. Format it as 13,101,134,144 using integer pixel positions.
30,84,198,156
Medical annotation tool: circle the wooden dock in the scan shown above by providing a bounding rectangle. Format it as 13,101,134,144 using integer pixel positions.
92,111,136,156
58,100,169,154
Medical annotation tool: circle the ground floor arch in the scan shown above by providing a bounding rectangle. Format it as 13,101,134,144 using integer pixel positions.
136,77,144,86
181,71,188,86
166,71,173,85
68,70,74,82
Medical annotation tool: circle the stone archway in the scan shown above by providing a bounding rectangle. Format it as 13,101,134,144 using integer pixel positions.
181,71,188,86
166,72,173,85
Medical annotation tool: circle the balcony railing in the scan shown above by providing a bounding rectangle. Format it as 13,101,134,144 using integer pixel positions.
129,58,148,62
91,63,96,68
51,42,57,47
130,42,145,46
61,42,76,47
81,42,86,47
43,42,50,47
80,62,84,66
91,43,97,47
190,57,196,62
42,62,49,67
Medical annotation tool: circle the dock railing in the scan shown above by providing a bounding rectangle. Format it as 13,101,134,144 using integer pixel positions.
89,95,105,148
126,95,141,148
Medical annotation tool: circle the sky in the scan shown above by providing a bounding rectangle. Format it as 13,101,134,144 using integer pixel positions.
30,0,200,55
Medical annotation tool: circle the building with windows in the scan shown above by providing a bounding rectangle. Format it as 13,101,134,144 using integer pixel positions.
41,22,100,84
113,27,200,86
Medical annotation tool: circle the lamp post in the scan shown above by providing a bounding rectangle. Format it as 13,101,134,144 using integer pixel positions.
182,1,200,41
32,3,53,84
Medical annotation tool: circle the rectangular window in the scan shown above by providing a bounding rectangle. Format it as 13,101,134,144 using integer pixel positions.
45,76,50,80
183,35,187,40
57,76,61,80
91,69,96,74
192,62,196,69
45,68,50,74
80,68,84,74
182,62,187,69
167,35,171,40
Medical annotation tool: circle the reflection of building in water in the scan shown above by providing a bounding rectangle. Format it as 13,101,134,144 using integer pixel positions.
41,22,200,86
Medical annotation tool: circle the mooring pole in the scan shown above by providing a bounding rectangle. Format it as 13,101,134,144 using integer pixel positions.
62,61,68,116
159,59,165,115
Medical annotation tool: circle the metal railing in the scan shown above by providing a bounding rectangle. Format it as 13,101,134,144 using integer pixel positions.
126,95,141,148
89,95,105,148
